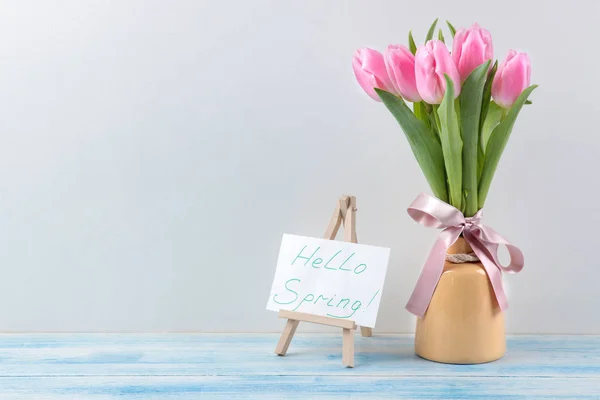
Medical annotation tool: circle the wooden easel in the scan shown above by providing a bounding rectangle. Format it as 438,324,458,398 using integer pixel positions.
274,195,372,367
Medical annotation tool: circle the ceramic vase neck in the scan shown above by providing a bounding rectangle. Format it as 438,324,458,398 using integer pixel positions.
447,237,473,255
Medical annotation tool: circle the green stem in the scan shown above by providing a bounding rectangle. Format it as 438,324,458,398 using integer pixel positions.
413,101,431,130
477,85,538,209
432,105,442,132
454,98,461,119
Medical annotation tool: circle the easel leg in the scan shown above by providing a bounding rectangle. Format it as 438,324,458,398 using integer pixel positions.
360,326,373,337
342,328,355,368
275,319,299,356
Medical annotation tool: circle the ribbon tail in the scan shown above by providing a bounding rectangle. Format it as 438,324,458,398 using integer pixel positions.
476,225,525,274
465,233,509,312
406,229,461,317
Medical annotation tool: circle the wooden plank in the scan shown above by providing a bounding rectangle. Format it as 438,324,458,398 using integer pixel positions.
341,195,372,338
360,326,373,337
278,310,356,329
338,195,350,221
323,199,343,240
342,328,354,367
344,196,357,243
0,334,598,378
275,319,299,356
0,376,597,399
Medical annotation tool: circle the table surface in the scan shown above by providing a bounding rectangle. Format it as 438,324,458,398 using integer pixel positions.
0,333,598,399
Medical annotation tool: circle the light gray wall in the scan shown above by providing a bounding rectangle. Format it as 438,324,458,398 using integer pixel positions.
0,0,596,333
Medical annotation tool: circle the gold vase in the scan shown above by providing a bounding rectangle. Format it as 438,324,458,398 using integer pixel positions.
414,237,505,364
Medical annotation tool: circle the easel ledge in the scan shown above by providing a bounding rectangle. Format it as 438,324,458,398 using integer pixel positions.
274,195,372,368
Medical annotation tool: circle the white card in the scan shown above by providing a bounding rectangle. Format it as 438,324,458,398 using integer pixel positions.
266,234,390,328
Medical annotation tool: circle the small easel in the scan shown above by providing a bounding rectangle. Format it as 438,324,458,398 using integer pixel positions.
275,195,372,367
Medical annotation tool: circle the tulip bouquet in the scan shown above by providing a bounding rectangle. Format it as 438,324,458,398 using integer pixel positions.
353,20,536,217
353,21,533,363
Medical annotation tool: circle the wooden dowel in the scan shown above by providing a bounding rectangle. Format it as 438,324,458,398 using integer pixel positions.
342,328,355,368
275,318,300,356
344,196,357,243
278,310,355,329
324,201,343,240
360,326,373,337
339,196,350,220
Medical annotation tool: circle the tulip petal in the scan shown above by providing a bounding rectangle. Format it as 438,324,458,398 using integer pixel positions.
452,28,467,65
385,45,421,102
453,23,494,82
416,40,461,104
492,50,531,108
353,48,396,101
457,33,487,82
432,41,461,97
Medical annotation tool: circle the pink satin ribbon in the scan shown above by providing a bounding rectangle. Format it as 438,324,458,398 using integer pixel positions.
405,193,524,317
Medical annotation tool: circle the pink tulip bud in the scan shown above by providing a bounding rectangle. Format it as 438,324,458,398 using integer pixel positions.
492,50,531,108
352,48,396,101
452,23,494,82
415,40,462,104
384,45,421,102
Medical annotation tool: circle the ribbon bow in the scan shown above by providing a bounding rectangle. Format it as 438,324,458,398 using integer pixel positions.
405,193,524,317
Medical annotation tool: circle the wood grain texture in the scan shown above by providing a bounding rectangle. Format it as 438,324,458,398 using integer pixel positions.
342,328,354,367
0,376,599,399
275,318,299,355
278,310,356,329
0,334,597,398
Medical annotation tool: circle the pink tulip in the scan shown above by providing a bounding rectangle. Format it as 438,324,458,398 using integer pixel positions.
415,40,462,104
384,45,421,102
492,50,531,108
352,48,396,101
452,23,494,82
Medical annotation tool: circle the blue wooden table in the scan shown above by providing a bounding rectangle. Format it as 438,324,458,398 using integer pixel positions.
0,334,598,399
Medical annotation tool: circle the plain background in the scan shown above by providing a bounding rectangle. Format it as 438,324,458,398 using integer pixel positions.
0,0,597,333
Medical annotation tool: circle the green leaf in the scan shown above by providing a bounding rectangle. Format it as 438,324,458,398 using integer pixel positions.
477,60,497,180
425,18,439,42
478,85,538,208
376,89,448,202
477,141,485,182
408,30,417,55
438,29,445,43
525,100,533,105
446,21,457,38
460,61,491,217
480,101,504,151
437,76,462,209
461,190,468,214
479,60,498,134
